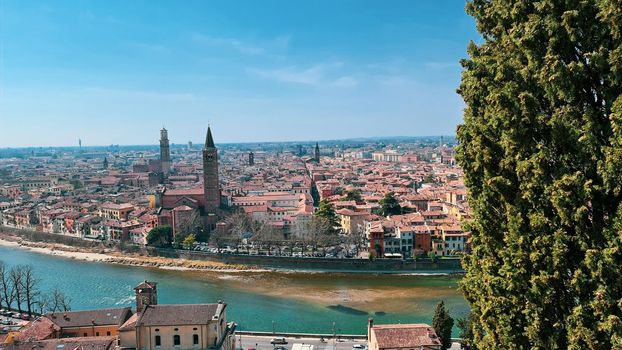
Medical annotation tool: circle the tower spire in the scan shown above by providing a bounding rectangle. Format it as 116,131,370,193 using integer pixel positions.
205,126,215,148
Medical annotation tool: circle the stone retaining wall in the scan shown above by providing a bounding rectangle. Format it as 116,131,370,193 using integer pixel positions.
149,248,464,273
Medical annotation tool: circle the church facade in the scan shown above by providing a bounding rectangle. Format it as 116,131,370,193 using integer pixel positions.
156,126,221,235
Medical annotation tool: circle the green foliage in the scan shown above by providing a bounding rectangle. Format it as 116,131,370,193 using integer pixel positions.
457,1,622,348
457,313,478,350
427,251,437,263
343,189,362,202
368,250,376,261
379,192,401,216
182,233,196,250
422,173,435,184
146,225,172,248
432,301,454,350
315,199,340,230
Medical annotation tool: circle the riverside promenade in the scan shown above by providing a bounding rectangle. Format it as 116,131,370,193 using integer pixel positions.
237,333,463,350
0,227,464,274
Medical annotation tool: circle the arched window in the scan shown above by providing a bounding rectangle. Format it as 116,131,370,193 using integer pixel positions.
173,335,181,346
155,335,161,346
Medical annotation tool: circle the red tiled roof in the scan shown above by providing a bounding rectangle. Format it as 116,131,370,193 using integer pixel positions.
372,324,441,349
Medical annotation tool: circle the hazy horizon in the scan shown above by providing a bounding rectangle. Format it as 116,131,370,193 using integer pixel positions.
0,133,456,150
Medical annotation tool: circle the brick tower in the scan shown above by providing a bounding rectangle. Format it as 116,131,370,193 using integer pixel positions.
160,128,171,176
202,126,220,228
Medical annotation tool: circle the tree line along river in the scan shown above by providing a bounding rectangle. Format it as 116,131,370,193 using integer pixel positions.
0,245,468,336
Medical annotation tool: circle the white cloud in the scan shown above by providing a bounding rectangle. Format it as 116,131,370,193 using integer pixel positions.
332,76,358,87
248,62,357,88
191,33,265,55
190,33,291,57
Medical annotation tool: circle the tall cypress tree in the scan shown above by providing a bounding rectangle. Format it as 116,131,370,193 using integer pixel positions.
457,0,622,348
432,301,454,350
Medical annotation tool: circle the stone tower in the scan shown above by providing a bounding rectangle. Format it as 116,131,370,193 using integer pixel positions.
160,128,171,176
249,151,255,166
134,281,157,313
203,126,220,226
314,142,320,163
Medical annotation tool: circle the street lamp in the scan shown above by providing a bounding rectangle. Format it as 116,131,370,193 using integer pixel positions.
332,322,336,350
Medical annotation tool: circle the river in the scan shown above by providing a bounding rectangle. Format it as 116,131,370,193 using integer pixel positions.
0,245,468,335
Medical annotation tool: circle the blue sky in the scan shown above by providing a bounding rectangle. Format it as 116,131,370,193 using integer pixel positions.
0,0,478,147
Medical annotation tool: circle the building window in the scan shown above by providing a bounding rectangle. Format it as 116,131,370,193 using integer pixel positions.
174,335,181,346
155,335,161,346
84,333,88,337
96,332,99,336
193,334,199,345
107,331,111,336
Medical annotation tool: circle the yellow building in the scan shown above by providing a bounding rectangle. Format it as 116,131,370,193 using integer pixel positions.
118,281,236,350
99,202,135,221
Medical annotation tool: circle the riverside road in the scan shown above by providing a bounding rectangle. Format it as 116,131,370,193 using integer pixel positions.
236,335,462,350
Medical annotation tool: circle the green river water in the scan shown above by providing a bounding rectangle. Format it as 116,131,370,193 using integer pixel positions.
0,245,468,335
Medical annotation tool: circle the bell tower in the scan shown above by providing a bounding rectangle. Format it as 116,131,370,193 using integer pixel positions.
134,281,158,313
160,128,171,176
203,126,220,226
314,142,320,163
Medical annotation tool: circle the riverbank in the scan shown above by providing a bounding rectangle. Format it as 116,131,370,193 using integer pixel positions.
0,228,464,274
0,234,267,273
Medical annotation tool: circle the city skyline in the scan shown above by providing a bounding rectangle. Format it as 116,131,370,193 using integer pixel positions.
0,1,479,147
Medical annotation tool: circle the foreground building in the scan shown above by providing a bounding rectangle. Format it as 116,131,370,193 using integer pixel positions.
367,320,442,350
2,281,236,350
118,281,235,350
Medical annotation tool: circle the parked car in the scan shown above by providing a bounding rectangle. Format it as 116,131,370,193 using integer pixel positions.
352,345,368,350
270,337,288,345
274,346,288,350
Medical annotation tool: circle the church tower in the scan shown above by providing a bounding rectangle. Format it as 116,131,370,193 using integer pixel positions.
249,151,255,166
314,142,320,163
203,126,220,225
160,128,171,176
134,281,157,313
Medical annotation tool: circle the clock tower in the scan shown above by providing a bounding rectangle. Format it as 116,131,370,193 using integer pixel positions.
134,281,158,313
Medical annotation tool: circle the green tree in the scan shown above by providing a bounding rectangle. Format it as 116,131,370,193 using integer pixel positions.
146,225,173,248
432,300,454,350
315,199,339,231
457,312,478,350
182,233,196,250
343,189,362,203
457,1,622,348
379,192,401,216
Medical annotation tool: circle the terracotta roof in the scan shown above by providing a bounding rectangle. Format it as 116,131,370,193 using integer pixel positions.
164,187,204,196
372,324,441,349
16,317,60,342
135,303,224,327
47,307,132,328
2,336,117,350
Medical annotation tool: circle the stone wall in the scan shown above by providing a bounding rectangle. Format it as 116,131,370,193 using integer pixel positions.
149,248,464,273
